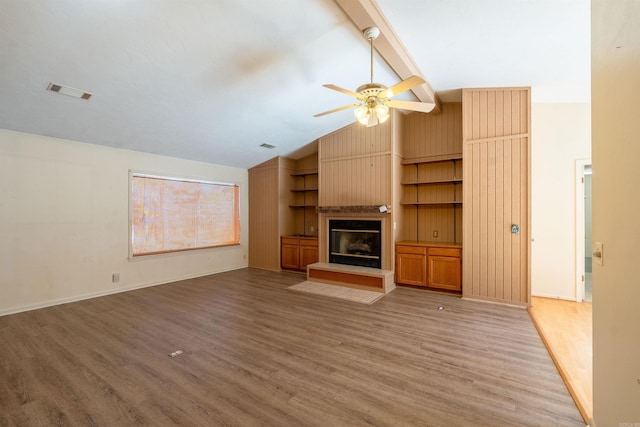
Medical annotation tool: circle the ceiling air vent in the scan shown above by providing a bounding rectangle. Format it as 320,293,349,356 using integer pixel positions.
260,143,276,149
47,82,93,100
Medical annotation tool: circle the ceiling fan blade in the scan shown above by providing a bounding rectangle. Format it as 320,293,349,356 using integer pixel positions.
378,75,426,99
385,99,436,114
323,84,360,98
314,103,360,117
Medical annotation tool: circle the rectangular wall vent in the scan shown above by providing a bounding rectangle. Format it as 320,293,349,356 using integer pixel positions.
260,143,276,149
47,82,93,100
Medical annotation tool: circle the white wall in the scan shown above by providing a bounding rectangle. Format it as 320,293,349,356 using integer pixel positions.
530,103,591,300
0,129,248,315
591,0,640,424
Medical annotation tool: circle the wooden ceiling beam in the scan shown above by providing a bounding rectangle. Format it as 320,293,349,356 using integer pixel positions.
335,0,442,114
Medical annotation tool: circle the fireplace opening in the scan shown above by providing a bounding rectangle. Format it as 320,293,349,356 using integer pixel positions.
328,219,382,269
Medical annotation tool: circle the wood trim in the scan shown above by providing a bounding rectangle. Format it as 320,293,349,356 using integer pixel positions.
316,205,390,214
320,151,392,163
464,133,530,145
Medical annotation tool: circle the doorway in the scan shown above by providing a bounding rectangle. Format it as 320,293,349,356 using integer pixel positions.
575,159,592,302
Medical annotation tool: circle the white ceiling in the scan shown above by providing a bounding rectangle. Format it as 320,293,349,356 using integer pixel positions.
0,0,590,169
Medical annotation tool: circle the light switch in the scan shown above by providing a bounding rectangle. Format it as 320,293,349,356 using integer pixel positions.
592,242,603,266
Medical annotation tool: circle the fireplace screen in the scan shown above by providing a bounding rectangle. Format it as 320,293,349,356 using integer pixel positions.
329,219,382,269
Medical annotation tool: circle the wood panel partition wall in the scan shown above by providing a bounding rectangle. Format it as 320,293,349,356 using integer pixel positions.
462,88,531,306
318,116,400,270
248,156,296,271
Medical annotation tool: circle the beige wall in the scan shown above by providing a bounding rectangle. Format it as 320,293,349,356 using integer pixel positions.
0,129,248,315
591,0,640,424
530,103,591,300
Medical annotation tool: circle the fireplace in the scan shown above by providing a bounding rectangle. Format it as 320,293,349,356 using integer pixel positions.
328,219,382,269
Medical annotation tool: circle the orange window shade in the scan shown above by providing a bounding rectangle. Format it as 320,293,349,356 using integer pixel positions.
131,175,240,256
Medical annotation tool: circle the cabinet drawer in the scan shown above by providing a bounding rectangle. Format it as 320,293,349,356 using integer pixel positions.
281,237,299,245
396,245,427,255
299,238,318,247
428,247,461,257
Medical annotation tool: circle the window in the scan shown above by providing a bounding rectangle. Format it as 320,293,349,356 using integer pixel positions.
130,173,240,256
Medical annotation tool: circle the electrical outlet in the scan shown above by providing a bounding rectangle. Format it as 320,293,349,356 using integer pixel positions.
112,273,120,283
168,350,183,358
433,230,439,238
310,226,315,233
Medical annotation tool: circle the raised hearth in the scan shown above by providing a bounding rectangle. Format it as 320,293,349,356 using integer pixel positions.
307,262,395,294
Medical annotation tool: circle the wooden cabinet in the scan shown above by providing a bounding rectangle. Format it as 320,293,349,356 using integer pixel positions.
281,238,301,270
395,242,461,292
395,245,427,286
281,236,318,271
427,247,462,291
299,242,319,271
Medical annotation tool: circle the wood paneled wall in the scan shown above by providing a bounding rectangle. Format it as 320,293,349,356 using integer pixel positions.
462,88,530,306
248,157,281,270
404,103,462,160
319,119,393,207
400,104,463,242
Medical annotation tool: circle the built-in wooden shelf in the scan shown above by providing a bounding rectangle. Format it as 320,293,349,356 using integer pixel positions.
402,154,462,165
289,168,319,235
401,201,463,206
401,154,463,242
401,179,463,185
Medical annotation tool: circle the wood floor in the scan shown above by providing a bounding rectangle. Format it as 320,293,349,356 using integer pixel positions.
529,296,592,423
0,268,584,426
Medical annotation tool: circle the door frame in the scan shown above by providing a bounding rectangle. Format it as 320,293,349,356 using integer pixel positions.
575,158,591,302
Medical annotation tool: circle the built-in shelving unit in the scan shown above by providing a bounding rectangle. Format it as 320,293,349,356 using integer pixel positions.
401,154,463,242
289,169,318,235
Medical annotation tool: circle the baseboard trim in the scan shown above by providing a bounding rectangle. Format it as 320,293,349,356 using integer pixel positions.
0,265,246,317
532,292,579,302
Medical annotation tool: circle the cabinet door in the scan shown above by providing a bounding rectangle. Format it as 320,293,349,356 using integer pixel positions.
300,246,319,271
281,244,300,270
396,253,427,286
428,256,461,291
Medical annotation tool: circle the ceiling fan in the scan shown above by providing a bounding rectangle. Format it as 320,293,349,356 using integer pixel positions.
314,26,436,127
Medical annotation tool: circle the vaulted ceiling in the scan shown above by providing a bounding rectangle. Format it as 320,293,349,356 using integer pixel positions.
0,0,590,169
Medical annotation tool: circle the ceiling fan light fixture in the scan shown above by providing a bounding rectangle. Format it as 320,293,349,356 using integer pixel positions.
315,26,431,126
367,111,379,127
376,104,390,123
355,105,370,125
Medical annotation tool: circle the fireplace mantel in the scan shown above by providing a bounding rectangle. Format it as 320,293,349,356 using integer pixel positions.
316,205,390,214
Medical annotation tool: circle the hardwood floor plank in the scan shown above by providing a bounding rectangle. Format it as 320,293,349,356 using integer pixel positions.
0,268,583,426
529,296,592,423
